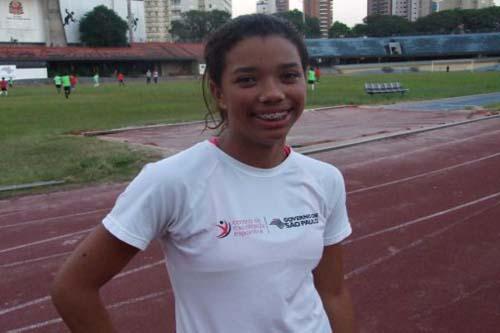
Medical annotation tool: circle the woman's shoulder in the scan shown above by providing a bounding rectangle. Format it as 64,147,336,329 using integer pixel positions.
291,152,344,182
146,141,217,179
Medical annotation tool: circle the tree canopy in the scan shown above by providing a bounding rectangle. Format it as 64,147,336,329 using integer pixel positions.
79,5,129,47
169,10,231,42
329,21,351,38
274,9,322,38
338,7,500,38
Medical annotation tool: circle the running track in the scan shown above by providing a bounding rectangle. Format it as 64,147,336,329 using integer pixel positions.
1,109,499,332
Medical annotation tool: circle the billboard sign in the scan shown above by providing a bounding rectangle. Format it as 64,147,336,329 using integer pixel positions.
0,65,16,79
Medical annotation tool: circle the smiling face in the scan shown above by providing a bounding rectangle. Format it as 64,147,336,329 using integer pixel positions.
211,35,306,153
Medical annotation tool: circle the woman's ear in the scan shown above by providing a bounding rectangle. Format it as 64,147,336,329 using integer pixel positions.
209,80,227,110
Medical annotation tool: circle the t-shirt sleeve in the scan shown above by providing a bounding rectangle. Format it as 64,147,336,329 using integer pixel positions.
102,163,170,250
323,168,352,246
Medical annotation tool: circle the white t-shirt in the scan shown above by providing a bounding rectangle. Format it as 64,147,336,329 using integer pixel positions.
103,140,352,333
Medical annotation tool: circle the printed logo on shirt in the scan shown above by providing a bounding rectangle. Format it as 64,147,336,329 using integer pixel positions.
216,218,266,239
216,213,319,239
216,220,232,238
269,213,319,230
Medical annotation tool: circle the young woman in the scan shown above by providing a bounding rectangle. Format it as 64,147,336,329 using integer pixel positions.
51,14,356,333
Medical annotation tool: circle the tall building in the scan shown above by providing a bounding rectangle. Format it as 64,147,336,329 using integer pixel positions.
146,0,232,41
257,0,289,14
197,0,232,14
275,0,289,12
303,0,333,38
144,0,170,42
367,0,392,16
371,0,433,21
438,0,495,11
257,0,276,14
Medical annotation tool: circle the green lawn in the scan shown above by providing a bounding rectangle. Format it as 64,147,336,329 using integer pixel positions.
1,72,499,197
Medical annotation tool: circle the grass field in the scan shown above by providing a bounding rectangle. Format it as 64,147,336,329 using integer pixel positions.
1,72,499,196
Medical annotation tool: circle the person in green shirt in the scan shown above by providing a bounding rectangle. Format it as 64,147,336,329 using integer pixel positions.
307,67,316,91
53,75,62,94
93,73,100,87
61,74,71,99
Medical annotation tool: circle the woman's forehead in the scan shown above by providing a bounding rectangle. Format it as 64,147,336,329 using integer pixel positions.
224,36,302,69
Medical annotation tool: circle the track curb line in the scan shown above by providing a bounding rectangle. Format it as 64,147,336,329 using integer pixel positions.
297,114,500,155
81,105,356,137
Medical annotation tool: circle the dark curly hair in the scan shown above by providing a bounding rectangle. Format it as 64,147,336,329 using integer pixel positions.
202,14,309,131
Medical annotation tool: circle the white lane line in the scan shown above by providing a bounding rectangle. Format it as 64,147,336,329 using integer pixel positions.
0,208,109,230
344,191,500,245
0,297,51,316
0,260,166,316
5,291,169,333
345,201,500,279
343,129,500,170
409,280,500,320
1,251,72,268
0,228,94,255
348,152,500,195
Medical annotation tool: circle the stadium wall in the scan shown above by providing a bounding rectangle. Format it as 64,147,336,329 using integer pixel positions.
0,0,146,44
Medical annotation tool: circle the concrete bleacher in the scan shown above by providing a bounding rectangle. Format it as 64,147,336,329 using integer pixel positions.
306,32,500,59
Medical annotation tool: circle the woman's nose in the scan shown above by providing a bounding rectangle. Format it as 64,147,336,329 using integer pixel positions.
258,79,285,103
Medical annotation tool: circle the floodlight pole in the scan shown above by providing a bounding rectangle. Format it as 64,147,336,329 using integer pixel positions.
127,0,134,43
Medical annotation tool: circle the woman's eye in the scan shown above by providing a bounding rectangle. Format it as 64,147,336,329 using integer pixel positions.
236,77,256,86
282,72,300,82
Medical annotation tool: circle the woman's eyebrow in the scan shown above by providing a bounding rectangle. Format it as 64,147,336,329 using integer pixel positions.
232,66,257,74
280,62,301,69
232,63,301,74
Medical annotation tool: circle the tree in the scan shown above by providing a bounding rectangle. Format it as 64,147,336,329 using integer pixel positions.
79,5,128,47
274,9,322,37
274,9,305,34
355,15,415,37
170,10,231,42
304,16,321,38
329,21,351,38
414,9,464,34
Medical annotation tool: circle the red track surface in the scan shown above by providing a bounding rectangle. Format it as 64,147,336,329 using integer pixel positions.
1,107,499,332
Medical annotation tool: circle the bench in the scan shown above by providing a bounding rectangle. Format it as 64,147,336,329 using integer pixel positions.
365,82,409,95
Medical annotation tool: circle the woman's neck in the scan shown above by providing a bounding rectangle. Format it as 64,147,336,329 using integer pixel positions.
213,134,289,169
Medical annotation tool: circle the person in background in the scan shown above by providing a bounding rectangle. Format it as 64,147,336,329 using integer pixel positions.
308,66,317,91
61,74,71,99
93,72,100,87
117,72,125,86
0,77,8,96
70,74,78,91
315,66,321,83
51,14,356,333
8,76,13,88
153,69,159,84
53,74,62,94
146,69,152,84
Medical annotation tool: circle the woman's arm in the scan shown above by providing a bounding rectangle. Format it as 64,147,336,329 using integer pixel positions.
313,244,357,333
51,224,139,332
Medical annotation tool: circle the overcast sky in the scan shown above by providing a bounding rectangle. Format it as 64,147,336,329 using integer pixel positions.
232,0,500,28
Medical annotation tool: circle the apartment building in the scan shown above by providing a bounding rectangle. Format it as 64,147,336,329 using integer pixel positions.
257,0,289,14
367,0,392,15
275,0,290,12
370,0,433,21
303,0,333,38
144,0,170,42
257,0,276,14
438,0,495,11
145,0,232,41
